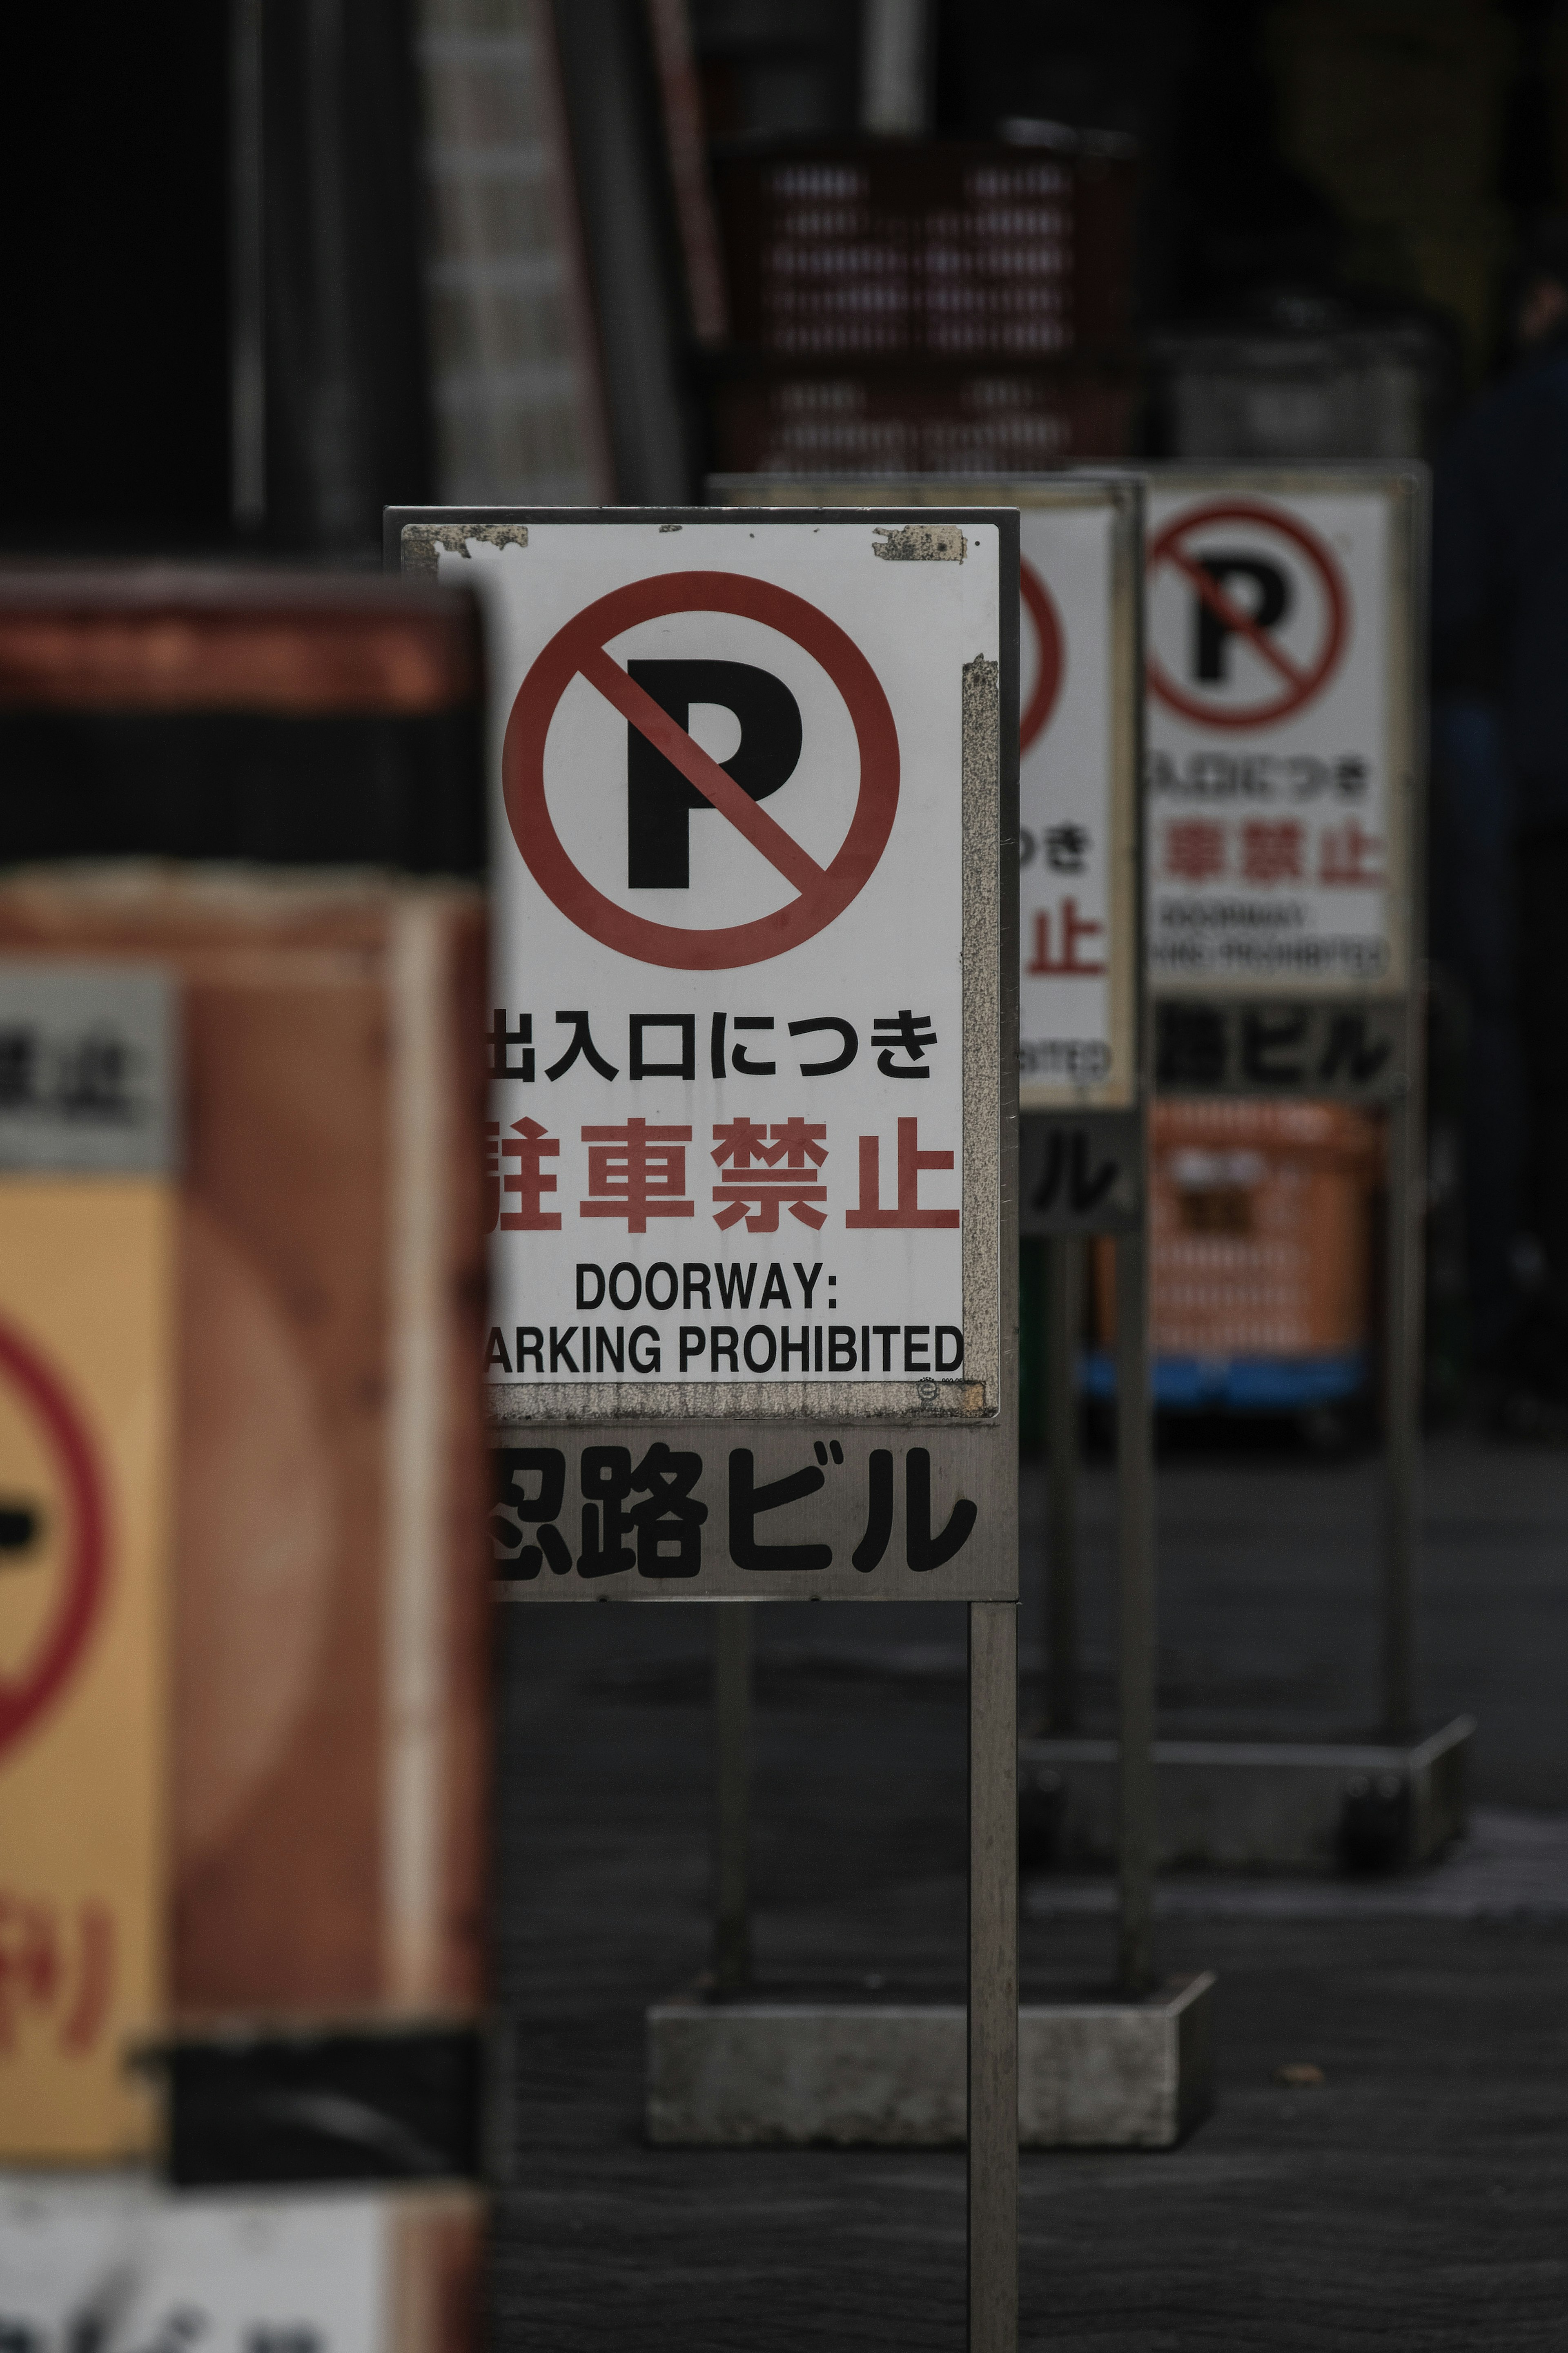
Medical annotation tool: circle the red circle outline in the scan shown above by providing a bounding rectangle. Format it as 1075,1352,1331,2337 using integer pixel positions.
1020,559,1065,752
501,571,901,971
1147,499,1349,729
0,1316,108,1764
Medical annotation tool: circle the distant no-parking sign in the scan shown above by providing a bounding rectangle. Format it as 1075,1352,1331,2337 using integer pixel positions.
1145,471,1421,999
392,505,1018,1604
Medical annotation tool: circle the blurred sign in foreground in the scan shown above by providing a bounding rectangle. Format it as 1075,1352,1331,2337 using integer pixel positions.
0,569,492,2350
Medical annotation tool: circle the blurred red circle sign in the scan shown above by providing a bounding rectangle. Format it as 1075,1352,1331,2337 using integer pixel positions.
1020,560,1064,752
502,571,901,972
1147,499,1348,730
0,1318,108,1764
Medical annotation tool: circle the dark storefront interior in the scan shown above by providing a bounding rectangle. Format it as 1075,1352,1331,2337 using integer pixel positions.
11,2,1568,549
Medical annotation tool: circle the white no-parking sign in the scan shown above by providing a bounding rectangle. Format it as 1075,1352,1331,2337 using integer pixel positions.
1145,470,1421,1001
391,504,1018,1604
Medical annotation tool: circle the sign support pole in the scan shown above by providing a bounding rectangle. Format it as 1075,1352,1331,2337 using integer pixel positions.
967,1599,1018,2353
1115,1222,1156,1998
1381,1019,1424,1742
713,1603,754,1994
1044,1235,1082,1731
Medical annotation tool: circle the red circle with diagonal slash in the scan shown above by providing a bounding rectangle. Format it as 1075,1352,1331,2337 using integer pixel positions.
0,1317,109,1764
1147,500,1348,729
502,571,901,970
1020,559,1064,752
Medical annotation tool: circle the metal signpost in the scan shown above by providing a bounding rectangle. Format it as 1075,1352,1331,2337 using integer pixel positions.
1144,467,1427,1743
390,503,1020,2349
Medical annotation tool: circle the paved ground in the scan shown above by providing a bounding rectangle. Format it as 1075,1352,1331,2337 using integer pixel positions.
1024,1429,1568,1802
493,1428,1568,2349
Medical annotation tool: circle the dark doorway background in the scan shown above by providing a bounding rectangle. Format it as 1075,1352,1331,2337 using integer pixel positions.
5,1,1567,551
2,3,232,551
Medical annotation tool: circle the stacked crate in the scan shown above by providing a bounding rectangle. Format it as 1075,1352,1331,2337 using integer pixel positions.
706,138,1139,473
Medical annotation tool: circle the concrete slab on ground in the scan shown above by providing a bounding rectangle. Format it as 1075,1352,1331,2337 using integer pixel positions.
1024,1803,1568,1921
1019,1716,1473,1872
646,1975,1214,2148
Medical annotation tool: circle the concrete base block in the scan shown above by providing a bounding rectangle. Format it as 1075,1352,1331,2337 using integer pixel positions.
1022,1973,1214,2146
1019,1716,1474,1873
646,1974,1214,2148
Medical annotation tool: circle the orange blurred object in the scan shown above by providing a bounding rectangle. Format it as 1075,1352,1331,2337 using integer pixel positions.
1094,1099,1384,1360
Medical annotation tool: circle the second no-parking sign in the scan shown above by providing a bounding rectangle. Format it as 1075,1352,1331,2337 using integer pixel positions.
390,506,1018,1603
711,475,1145,1240
1145,469,1421,999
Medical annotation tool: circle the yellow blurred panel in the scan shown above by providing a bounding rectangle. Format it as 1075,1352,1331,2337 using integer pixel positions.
0,1179,172,2161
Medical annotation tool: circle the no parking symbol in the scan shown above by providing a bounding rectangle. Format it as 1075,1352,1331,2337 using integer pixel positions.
1147,498,1349,729
502,571,902,972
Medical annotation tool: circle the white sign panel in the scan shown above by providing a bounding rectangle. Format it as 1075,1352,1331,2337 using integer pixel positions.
0,2178,388,2353
413,513,1008,1413
1145,473,1417,996
1016,491,1139,1110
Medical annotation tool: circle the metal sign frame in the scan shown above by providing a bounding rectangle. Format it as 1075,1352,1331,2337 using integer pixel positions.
388,501,1021,2352
1137,464,1428,1739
